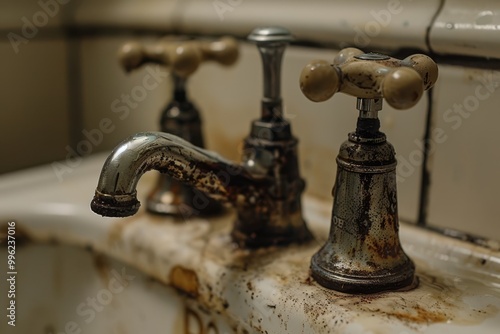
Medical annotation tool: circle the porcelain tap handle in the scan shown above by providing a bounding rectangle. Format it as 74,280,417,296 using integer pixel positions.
118,36,239,78
300,47,438,109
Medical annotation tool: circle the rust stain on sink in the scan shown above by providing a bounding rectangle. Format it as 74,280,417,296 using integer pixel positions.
300,256,498,331
383,304,447,324
204,240,500,333
78,199,500,333
170,265,199,297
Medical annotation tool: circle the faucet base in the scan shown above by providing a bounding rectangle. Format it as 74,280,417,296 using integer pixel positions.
310,253,418,294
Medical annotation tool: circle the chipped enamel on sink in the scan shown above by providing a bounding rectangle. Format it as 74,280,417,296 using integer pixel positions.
1,154,500,334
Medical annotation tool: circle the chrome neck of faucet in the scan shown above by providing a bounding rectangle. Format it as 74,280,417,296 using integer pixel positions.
248,26,293,123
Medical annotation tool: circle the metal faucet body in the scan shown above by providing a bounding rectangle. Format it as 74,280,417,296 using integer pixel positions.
300,49,438,293
311,99,416,293
92,27,312,248
146,75,223,216
91,129,310,247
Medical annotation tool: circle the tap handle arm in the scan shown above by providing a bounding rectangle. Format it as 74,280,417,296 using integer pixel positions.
300,47,438,110
118,36,239,78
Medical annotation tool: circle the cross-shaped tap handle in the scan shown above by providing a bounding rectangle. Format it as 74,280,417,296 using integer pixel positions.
300,47,438,110
118,36,239,78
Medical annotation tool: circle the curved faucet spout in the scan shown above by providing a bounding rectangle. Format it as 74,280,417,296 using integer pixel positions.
91,132,268,217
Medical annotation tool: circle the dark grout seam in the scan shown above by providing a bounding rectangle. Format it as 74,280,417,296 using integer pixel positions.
416,0,445,226
417,88,434,226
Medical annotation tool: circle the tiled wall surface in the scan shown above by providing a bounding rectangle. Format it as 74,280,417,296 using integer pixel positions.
1,0,499,239
428,65,500,238
0,39,71,174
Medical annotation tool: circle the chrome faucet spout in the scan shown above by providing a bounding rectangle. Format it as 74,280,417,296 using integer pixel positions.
91,132,267,218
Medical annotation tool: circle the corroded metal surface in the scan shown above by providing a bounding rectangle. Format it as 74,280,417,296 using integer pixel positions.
301,49,439,293
91,132,311,248
311,127,416,293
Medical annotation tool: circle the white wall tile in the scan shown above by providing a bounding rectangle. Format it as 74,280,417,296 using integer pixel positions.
74,0,180,31
180,0,440,51
428,65,500,239
429,0,500,59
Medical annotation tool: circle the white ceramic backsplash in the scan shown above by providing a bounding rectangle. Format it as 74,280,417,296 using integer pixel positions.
180,0,441,51
430,0,500,58
1,0,499,240
73,0,180,31
428,65,500,238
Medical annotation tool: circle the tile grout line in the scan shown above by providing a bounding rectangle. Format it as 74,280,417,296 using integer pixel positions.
416,0,446,226
416,88,434,226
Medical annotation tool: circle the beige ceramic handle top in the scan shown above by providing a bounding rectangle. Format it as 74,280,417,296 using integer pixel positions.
118,36,239,78
300,47,438,109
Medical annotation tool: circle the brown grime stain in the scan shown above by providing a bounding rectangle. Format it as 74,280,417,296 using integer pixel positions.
169,266,199,297
303,274,314,285
0,221,32,247
383,305,448,324
92,253,110,283
184,307,203,334
207,321,219,334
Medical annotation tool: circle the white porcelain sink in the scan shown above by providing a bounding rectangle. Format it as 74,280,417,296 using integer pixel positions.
1,153,500,333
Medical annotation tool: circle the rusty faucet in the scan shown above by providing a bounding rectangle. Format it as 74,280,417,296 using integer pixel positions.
117,36,239,217
300,48,438,293
91,27,312,248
